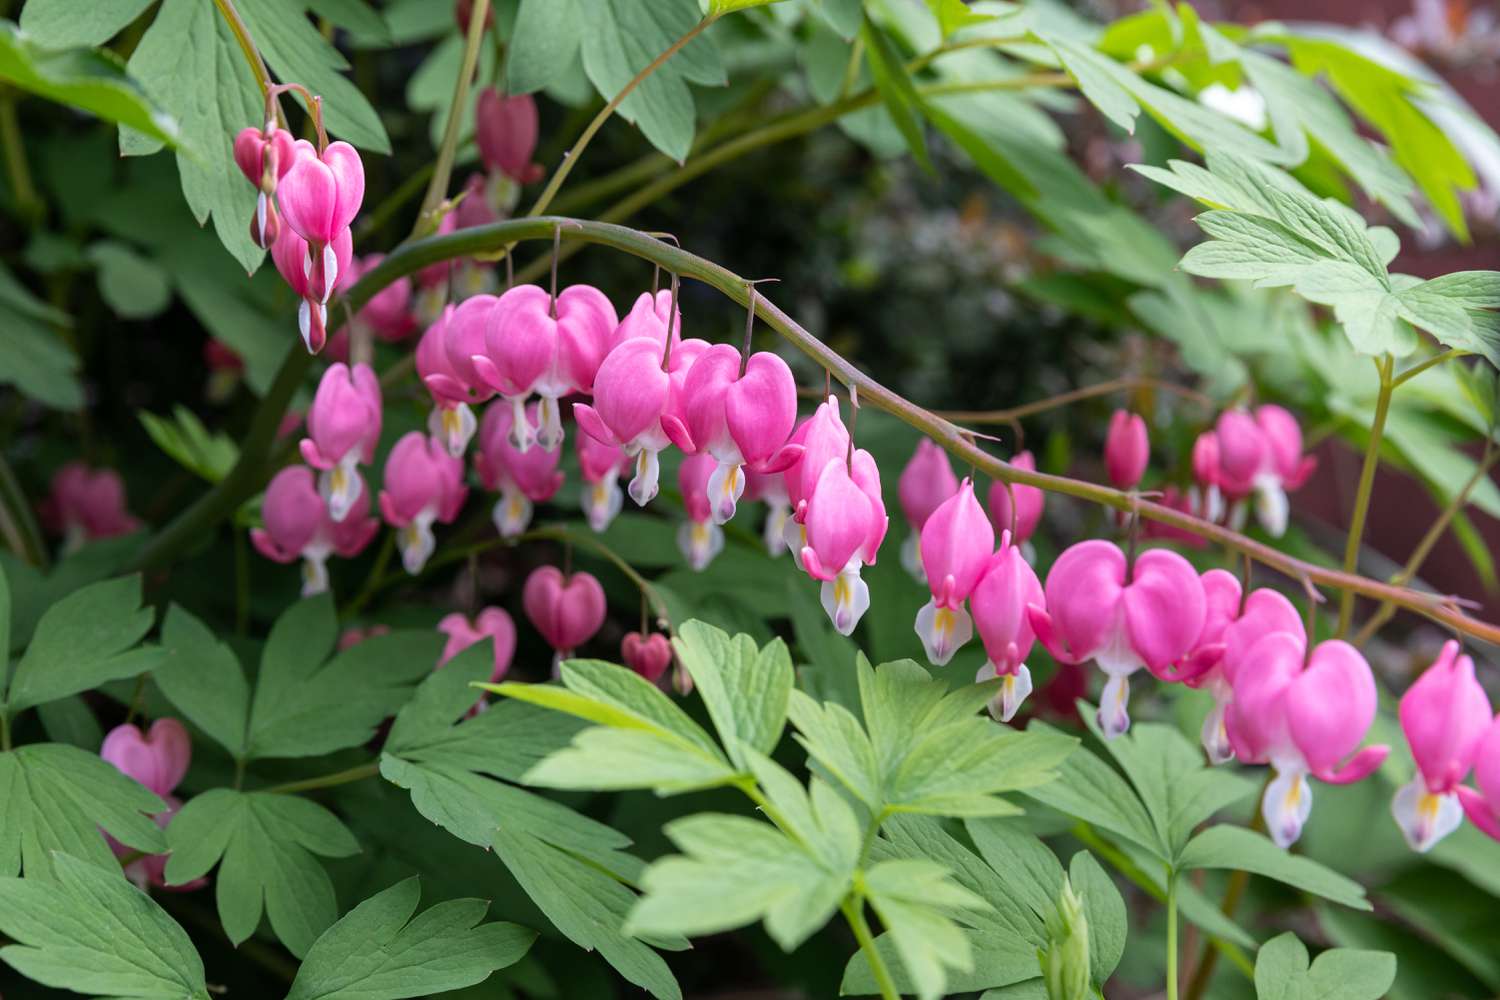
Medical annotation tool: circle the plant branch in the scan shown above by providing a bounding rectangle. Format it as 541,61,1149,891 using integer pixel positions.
1392,347,1467,388
263,761,380,794
0,448,45,567
842,895,900,1000
1336,355,1394,636
525,15,719,221
213,0,278,121
935,376,1214,424
1167,871,1180,1000
413,0,490,237
0,93,42,225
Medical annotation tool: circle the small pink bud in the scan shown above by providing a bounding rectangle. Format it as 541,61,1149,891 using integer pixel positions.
623,631,673,683
798,449,886,636
898,439,959,533
1104,410,1149,489
985,452,1044,545
914,478,993,666
42,462,140,543
100,719,191,798
475,88,542,184
523,566,607,656
438,607,517,683
1213,410,1265,497
610,289,683,352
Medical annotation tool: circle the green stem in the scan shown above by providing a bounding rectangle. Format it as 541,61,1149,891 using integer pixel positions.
355,160,436,240
414,0,490,236
234,527,250,635
526,15,719,220
857,808,888,867
213,0,276,111
263,760,380,794
0,448,45,567
842,896,899,1000
1,712,11,752
1336,355,1394,637
341,531,395,618
0,94,42,226
1391,347,1467,388
1167,871,1180,1000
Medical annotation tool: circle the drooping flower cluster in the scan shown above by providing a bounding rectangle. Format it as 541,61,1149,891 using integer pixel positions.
1190,405,1316,537
39,462,141,548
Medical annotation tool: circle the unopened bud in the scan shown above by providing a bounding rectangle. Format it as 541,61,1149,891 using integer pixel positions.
1040,877,1091,1000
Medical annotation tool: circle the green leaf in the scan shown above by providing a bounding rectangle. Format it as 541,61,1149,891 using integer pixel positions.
0,536,141,651
286,877,534,1000
671,620,793,768
1254,931,1396,1000
925,0,994,38
1021,722,1161,858
87,239,171,319
123,0,264,271
247,595,439,759
0,853,209,999
0,22,184,148
0,743,166,878
155,603,251,758
1178,825,1370,910
1045,34,1140,133
579,0,724,162
0,263,81,409
307,0,391,45
491,823,683,1000
862,19,930,170
37,695,102,749
1068,850,1126,986
628,807,855,951
1394,270,1500,367
4,574,158,713
506,0,583,94
863,857,989,1000
139,405,241,482
816,0,863,40
164,788,360,958
19,0,156,47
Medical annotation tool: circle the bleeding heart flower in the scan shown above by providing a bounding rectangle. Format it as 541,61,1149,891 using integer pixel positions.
233,123,296,248
1228,635,1389,847
1250,404,1316,537
339,253,414,342
416,306,481,458
676,453,725,571
41,462,140,548
971,532,1045,722
1105,410,1149,489
577,429,627,533
252,465,378,594
278,140,364,295
1213,409,1266,500
473,283,618,452
915,478,994,666
438,607,517,683
475,399,564,538
475,88,544,185
378,432,468,575
798,444,888,636
271,222,353,354
610,289,682,351
1393,640,1493,851
523,565,607,661
986,451,1044,550
1457,716,1500,843
101,719,191,798
1028,540,1205,738
664,345,801,524
299,362,381,522
623,631,673,684
898,439,959,582
1190,432,1226,523
1199,587,1306,763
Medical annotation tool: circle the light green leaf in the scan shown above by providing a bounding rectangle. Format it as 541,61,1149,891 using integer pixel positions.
307,0,391,45
1045,34,1139,133
506,0,583,94
247,594,439,759
816,0,863,40
19,0,157,47
155,603,251,758
863,857,989,1000
628,811,853,951
4,573,158,713
672,619,793,767
87,240,171,319
0,743,166,878
0,264,81,409
1254,930,1396,1000
164,788,360,958
286,877,534,1000
579,0,723,161
0,22,184,147
862,19,930,170
1068,851,1125,986
0,535,141,651
925,0,994,39
139,406,241,482
1179,825,1370,910
0,853,209,999
1022,722,1161,858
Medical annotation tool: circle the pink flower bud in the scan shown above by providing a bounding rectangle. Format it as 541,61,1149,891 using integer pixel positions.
232,125,295,191
914,478,994,666
899,439,958,531
1213,410,1265,497
475,88,542,184
101,719,191,798
523,566,606,656
1458,717,1500,842
454,173,498,230
438,607,517,683
1104,410,1149,489
300,362,381,521
474,283,618,452
42,462,140,544
623,631,673,684
799,449,887,635
610,290,683,352
1393,640,1492,850
475,399,564,537
985,452,1043,546
379,432,469,575
971,533,1045,721
1028,541,1205,738
784,396,851,514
